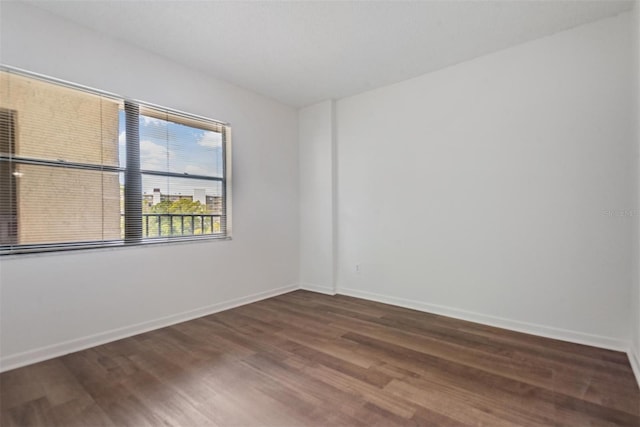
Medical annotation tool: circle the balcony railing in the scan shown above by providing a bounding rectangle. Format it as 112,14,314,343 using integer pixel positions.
122,213,223,238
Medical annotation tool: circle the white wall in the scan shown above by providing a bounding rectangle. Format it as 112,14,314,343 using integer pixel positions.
0,2,299,371
335,12,636,349
631,0,640,384
299,101,336,294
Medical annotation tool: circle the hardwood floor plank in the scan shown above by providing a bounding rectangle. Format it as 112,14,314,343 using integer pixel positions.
342,331,639,420
47,398,115,427
339,323,638,415
3,397,53,427
0,367,47,412
1,290,638,426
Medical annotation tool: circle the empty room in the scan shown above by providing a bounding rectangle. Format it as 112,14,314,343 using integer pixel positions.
1,0,639,425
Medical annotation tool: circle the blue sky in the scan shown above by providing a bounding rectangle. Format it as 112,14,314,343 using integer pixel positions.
118,111,223,197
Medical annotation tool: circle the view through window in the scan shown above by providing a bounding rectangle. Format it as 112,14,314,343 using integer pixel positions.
0,68,230,254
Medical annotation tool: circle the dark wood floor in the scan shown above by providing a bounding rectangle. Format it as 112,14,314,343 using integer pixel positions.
1,290,639,426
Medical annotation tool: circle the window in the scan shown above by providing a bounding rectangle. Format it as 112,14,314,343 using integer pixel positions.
0,67,231,255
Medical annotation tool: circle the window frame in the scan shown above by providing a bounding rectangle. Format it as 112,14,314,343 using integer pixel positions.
0,66,232,256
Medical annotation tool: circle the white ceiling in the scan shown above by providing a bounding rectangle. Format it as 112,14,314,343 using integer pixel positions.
26,0,634,107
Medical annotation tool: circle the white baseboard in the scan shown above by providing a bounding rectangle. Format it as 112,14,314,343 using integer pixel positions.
0,284,298,373
337,287,628,352
629,348,640,389
299,282,336,295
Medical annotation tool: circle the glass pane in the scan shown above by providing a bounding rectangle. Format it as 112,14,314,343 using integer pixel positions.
168,125,222,177
137,112,223,178
0,109,17,245
10,164,121,245
139,113,169,172
118,110,127,168
141,174,222,238
0,71,121,167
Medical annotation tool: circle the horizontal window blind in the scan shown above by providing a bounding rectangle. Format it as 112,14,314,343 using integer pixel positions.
0,67,231,255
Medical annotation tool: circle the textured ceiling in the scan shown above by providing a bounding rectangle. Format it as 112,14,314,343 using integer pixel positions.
25,0,635,107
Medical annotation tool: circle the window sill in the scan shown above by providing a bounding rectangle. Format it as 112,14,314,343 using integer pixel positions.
0,235,232,259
